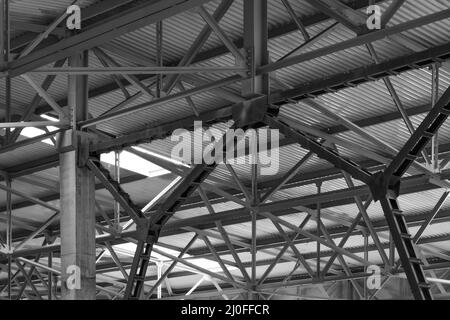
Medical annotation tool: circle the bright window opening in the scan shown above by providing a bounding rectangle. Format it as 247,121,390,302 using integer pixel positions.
18,115,170,179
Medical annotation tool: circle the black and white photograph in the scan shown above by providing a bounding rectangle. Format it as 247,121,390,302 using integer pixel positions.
0,0,449,310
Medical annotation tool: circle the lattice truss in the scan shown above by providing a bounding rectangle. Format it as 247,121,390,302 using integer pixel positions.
0,0,449,300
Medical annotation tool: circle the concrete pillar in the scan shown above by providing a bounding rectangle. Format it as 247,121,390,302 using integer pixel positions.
59,51,96,300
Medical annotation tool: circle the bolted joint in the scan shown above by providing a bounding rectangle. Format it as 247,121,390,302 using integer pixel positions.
245,47,255,78
77,132,95,168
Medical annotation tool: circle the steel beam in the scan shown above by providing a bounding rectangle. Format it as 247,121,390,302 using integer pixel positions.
30,0,382,118
264,115,373,185
280,0,309,41
381,0,407,27
30,66,247,75
383,85,450,183
4,0,214,77
379,195,432,300
86,159,145,225
163,169,450,237
89,95,266,153
163,0,234,94
123,96,270,299
197,5,245,63
242,0,269,97
259,9,450,75
19,44,449,159
303,0,367,34
271,42,450,104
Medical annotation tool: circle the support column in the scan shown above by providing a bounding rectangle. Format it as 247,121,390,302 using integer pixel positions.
242,0,269,97
243,0,268,300
431,63,440,172
59,51,96,300
0,0,12,300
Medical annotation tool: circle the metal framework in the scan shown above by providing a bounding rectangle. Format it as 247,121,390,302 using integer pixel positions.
0,0,450,300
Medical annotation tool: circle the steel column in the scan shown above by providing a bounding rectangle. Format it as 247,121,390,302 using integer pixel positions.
59,50,96,300
242,0,269,97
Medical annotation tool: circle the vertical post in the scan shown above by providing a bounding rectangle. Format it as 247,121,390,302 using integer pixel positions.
249,128,259,299
114,151,121,230
156,21,163,98
251,149,258,299
5,178,11,249
431,64,440,172
0,0,8,70
0,1,11,298
0,0,4,68
316,182,322,278
48,251,53,300
156,261,163,299
0,0,10,144
363,233,368,300
6,177,11,299
243,0,268,299
389,232,395,267
59,50,96,300
242,0,269,97
250,195,257,299
7,255,11,299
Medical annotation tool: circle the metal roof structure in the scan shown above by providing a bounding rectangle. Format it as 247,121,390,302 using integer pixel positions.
0,0,449,300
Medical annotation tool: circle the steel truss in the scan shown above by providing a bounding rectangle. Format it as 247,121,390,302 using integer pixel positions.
1,0,450,300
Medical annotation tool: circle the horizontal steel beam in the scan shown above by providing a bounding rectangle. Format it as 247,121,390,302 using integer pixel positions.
4,0,214,77
162,170,450,235
192,0,387,64
10,0,138,51
191,228,450,265
0,121,68,129
270,42,450,103
3,98,436,178
89,94,267,153
29,66,247,75
259,9,450,75
31,0,386,117
79,75,244,128
82,45,450,157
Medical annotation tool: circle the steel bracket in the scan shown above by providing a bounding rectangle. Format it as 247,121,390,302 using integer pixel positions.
232,95,272,128
370,171,401,202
